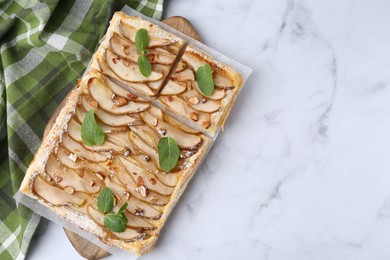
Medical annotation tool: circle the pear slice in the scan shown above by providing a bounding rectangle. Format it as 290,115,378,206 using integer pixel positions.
110,33,138,63
190,99,221,113
45,154,100,194
103,76,147,102
56,144,109,173
119,21,171,47
75,106,127,133
214,71,234,89
81,95,142,127
128,131,160,167
105,49,163,83
81,168,105,190
136,124,160,148
175,60,187,72
113,159,170,206
124,212,154,229
62,134,108,162
181,52,206,71
67,118,82,142
181,89,221,113
113,228,145,242
159,95,209,125
148,48,175,65
118,156,174,196
106,131,138,155
130,126,158,149
171,68,195,82
98,59,156,96
97,57,156,96
141,111,202,150
87,205,105,226
89,78,150,115
105,177,163,218
132,155,179,187
159,80,186,96
68,192,95,215
193,81,226,100
54,168,100,194
45,153,62,178
33,175,85,206
162,114,201,135
146,64,169,91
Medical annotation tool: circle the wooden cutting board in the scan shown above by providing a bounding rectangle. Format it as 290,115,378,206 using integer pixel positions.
42,16,201,260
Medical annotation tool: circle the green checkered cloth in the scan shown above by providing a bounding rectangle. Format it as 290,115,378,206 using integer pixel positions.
0,0,163,259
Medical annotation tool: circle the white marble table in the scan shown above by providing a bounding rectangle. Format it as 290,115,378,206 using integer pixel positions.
29,0,390,259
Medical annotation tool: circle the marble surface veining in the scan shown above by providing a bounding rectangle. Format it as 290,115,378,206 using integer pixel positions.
29,0,390,259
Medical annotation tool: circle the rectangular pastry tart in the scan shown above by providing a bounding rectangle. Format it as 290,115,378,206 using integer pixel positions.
20,11,244,256
20,69,211,255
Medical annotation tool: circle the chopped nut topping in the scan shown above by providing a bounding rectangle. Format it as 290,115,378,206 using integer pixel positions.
158,128,166,136
150,178,157,185
104,160,112,167
90,100,98,108
136,176,144,187
122,59,130,67
189,96,199,105
201,98,207,103
202,121,211,129
112,58,117,64
46,176,52,182
68,153,77,162
55,176,63,183
134,208,144,217
138,185,148,197
151,118,158,126
89,180,95,186
136,227,145,234
167,96,173,102
127,93,138,99
143,155,150,162
123,191,130,201
117,97,127,107
96,173,104,180
191,112,199,121
64,186,74,194
124,149,131,156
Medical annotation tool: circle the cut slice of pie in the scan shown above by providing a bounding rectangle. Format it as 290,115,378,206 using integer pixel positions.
158,44,243,135
90,13,186,97
20,70,211,255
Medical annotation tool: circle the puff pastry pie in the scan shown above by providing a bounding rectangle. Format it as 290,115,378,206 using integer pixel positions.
20,12,242,256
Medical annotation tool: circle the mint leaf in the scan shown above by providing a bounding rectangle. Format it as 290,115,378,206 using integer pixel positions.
196,64,215,96
158,137,180,172
138,55,152,77
81,110,105,146
118,202,128,213
135,28,149,52
104,213,126,232
97,187,114,213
